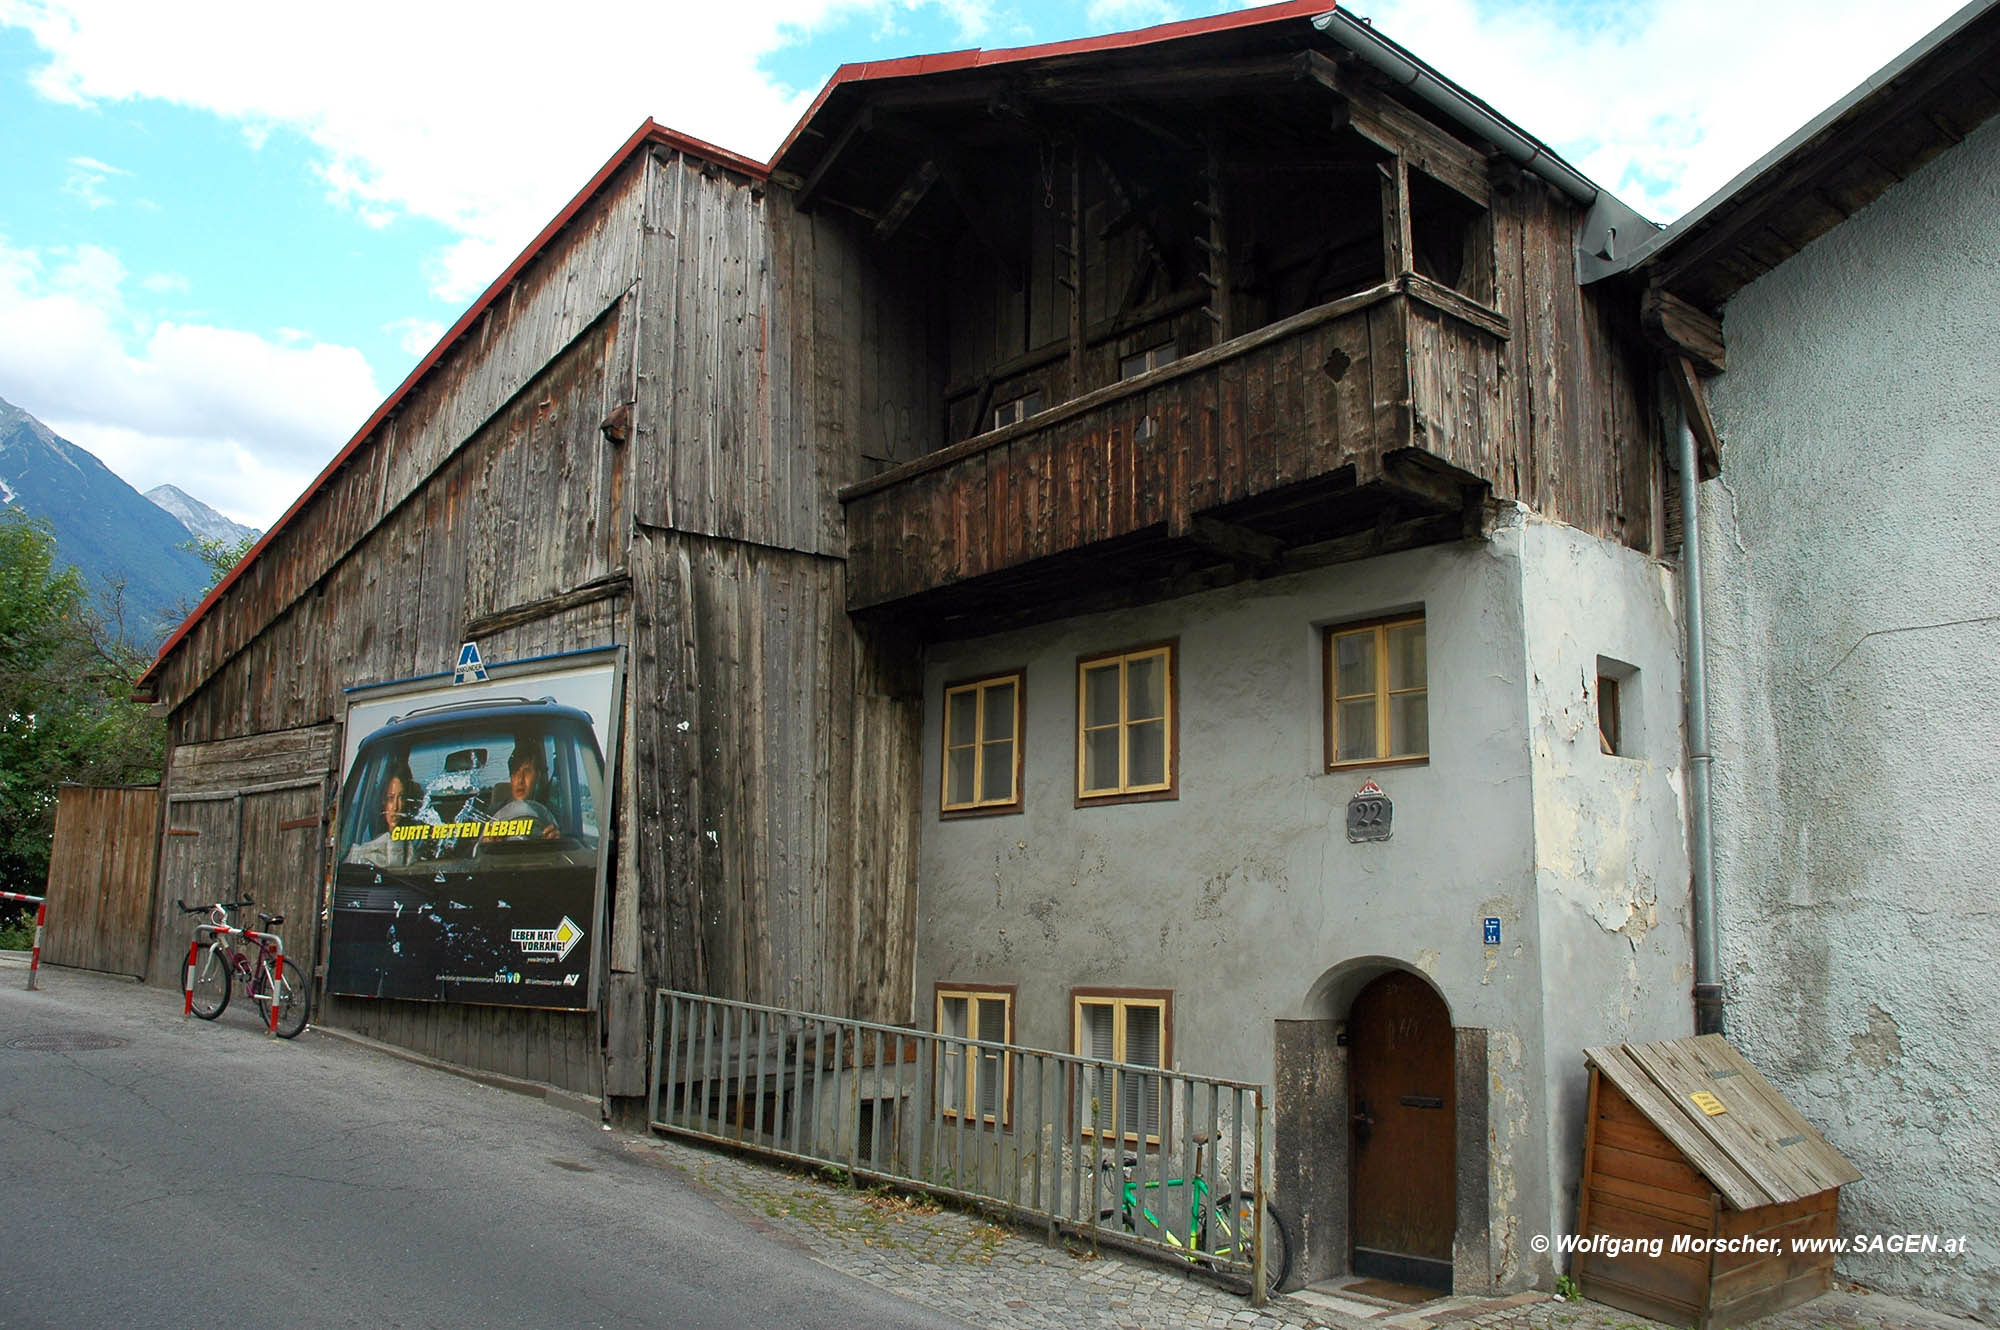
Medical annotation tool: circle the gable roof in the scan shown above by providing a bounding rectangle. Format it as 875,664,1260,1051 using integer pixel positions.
142,0,1632,700
1611,0,2000,310
136,120,764,698
1586,1034,1861,1210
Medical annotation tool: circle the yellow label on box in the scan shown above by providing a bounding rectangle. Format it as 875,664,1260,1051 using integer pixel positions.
1690,1091,1727,1116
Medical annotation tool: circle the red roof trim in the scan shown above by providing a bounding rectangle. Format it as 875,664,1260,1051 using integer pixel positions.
773,0,1336,166
144,0,1334,694
140,120,766,692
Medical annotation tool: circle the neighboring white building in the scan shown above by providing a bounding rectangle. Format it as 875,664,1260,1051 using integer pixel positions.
1618,0,2000,1315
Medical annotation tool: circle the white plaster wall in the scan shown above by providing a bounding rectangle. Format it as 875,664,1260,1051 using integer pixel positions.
913,517,1691,1289
1700,111,2000,1317
1516,514,1694,1269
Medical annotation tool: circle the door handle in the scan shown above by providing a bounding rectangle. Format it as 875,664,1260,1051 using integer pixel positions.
1352,1098,1374,1147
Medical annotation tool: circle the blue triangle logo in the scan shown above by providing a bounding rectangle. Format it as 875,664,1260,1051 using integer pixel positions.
453,642,489,684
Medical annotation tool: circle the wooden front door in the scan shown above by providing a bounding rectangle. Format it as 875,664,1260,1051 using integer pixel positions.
1349,970,1456,1290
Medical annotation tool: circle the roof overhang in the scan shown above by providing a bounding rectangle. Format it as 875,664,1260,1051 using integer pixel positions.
1603,0,2000,309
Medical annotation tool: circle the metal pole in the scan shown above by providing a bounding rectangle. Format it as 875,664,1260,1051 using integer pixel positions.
1678,404,1724,1035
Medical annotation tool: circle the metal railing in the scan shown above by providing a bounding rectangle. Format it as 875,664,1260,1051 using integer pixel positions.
648,989,1269,1304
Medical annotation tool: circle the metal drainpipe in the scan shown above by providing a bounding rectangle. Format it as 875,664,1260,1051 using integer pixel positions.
1677,404,1724,1036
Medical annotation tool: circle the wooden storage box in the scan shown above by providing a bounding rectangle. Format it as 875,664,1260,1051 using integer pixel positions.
1575,1035,1861,1330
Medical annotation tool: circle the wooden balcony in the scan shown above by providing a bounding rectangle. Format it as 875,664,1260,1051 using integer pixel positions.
840,274,1513,632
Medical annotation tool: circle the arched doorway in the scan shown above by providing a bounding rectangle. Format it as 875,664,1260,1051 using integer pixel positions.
1349,969,1455,1290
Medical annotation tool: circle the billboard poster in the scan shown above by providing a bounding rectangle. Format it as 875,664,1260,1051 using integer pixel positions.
326,647,622,1010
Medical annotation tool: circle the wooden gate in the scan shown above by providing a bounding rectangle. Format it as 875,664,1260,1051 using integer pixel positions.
146,726,338,988
40,784,160,976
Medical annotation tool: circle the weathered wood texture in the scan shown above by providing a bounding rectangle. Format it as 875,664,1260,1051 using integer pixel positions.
145,726,336,988
146,151,649,719
839,175,1660,615
40,785,160,977
1575,1068,1843,1330
166,310,633,745
626,526,922,1024
843,280,1420,610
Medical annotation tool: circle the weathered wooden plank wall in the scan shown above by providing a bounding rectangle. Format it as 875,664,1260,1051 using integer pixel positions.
40,785,160,977
1489,181,1658,552
149,152,649,718
144,725,337,987
168,311,633,744
625,528,920,1023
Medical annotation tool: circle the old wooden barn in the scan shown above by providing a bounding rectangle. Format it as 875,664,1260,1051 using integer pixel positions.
128,4,1734,1295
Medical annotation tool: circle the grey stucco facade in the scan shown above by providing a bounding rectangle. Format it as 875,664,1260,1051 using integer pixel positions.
912,508,1692,1292
1699,111,2000,1319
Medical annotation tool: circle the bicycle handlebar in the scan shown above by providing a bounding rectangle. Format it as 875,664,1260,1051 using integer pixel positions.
176,897,255,914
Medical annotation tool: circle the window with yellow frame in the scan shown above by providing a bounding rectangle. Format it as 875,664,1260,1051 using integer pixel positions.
936,984,1013,1126
1072,989,1170,1144
941,672,1023,815
1076,644,1175,802
1325,615,1427,767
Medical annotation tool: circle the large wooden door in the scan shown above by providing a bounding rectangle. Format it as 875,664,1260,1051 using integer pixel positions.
1349,970,1455,1290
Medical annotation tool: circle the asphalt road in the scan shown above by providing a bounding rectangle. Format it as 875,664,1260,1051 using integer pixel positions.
0,964,972,1330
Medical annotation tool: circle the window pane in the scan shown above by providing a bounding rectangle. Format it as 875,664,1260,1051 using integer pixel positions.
1127,720,1166,788
1337,699,1378,762
1083,728,1120,792
939,996,967,1113
1083,663,1121,728
1081,1003,1115,1059
1387,621,1426,691
1335,632,1376,697
1390,691,1429,757
1126,655,1165,721
976,997,1007,1042
977,1048,1001,1116
980,740,1015,803
946,689,978,747
940,995,967,1038
982,681,1016,740
946,747,976,806
1124,1006,1162,1068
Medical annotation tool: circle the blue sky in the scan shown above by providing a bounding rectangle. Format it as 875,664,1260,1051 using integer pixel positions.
0,0,1971,528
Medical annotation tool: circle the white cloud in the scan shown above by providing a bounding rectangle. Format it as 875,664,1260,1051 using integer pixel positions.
0,0,924,301
140,271,190,294
61,154,126,208
1335,0,1969,221
384,316,446,357
0,237,380,528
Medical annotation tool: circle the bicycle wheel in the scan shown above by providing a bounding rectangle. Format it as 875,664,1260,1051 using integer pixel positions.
253,957,312,1038
1202,1192,1292,1292
188,945,231,1019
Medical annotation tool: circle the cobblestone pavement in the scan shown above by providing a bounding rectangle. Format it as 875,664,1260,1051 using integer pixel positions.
627,1129,1987,1330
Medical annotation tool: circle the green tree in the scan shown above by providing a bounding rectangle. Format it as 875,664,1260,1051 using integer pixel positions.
186,532,257,588
0,510,164,894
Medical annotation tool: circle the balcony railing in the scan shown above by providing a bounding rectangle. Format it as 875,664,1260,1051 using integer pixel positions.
840,274,1510,623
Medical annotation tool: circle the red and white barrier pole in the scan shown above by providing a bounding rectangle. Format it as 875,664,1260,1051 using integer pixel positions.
2,891,47,992
27,899,45,991
183,935,201,1015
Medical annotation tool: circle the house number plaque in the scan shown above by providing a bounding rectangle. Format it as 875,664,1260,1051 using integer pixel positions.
1347,781,1392,843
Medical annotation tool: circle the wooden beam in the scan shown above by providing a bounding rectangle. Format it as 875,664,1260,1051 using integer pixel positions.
1380,156,1412,277
1670,357,1723,481
1067,143,1084,389
873,158,943,241
1307,53,1491,206
1200,130,1232,337
1186,517,1284,569
462,574,632,640
795,106,872,212
1643,285,1727,375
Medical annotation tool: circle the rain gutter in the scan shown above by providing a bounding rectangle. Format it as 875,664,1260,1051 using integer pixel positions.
1312,8,1656,281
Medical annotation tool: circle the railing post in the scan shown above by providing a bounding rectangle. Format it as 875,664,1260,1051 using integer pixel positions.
1251,1087,1267,1307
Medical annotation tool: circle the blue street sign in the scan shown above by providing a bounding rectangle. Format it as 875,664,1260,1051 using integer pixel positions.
1483,917,1502,946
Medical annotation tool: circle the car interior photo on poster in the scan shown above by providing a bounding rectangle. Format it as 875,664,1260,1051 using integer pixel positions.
327,659,615,1009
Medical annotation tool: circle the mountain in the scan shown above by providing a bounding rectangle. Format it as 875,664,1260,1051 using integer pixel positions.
0,395,215,647
146,483,261,547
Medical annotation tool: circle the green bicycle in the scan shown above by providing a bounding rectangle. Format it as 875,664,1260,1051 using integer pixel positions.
1098,1153,1293,1291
